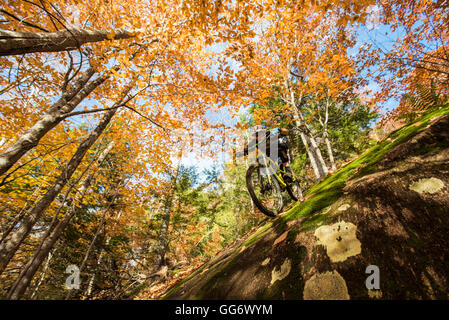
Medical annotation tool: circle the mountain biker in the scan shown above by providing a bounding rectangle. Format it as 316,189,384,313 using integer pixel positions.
240,125,294,182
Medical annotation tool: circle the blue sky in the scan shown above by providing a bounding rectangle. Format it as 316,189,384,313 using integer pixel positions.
351,17,407,113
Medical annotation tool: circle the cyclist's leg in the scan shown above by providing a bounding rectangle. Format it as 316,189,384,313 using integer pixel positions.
279,147,293,180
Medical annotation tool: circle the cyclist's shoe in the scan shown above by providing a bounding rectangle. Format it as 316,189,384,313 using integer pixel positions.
282,166,294,183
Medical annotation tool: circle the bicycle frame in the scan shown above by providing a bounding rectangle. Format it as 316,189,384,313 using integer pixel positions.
256,151,289,189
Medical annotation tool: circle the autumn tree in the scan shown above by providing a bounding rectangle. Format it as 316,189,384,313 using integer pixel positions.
374,0,449,100
1,0,260,299
232,2,366,179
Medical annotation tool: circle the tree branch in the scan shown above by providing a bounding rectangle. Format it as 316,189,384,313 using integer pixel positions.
0,9,49,32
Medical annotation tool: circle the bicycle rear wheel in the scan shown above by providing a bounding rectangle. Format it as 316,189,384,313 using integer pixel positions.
246,164,283,217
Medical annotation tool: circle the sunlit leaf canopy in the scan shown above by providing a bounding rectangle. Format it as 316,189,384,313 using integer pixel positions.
1,0,447,211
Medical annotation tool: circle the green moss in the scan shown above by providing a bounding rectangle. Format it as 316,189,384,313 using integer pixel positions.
283,188,342,222
386,126,404,139
300,207,335,232
352,163,379,179
387,104,448,140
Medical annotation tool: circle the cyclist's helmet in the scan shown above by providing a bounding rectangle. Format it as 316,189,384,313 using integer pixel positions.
279,128,289,136
252,124,264,134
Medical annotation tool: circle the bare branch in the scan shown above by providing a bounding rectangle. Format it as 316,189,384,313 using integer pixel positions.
0,9,49,32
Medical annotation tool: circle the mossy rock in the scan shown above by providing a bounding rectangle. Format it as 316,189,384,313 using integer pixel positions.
162,105,449,300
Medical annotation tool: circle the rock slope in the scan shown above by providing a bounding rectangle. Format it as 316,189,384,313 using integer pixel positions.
163,106,449,300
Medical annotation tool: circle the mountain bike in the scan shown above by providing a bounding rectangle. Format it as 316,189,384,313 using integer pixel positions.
245,151,302,217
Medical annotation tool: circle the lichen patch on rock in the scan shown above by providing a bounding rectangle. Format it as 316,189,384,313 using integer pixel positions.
409,177,445,194
337,204,351,211
320,206,332,215
314,221,361,263
303,271,350,300
270,258,291,285
261,258,270,266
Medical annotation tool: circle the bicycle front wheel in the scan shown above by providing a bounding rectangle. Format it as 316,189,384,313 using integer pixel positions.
246,164,283,217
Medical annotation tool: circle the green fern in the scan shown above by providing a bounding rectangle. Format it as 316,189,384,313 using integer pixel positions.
400,79,444,121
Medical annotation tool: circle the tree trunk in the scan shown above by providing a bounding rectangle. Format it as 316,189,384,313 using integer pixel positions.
322,97,336,172
285,82,328,180
299,131,328,179
0,67,108,176
84,237,109,299
6,141,115,299
0,103,120,276
83,212,122,300
323,131,337,172
29,245,56,300
0,28,135,56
